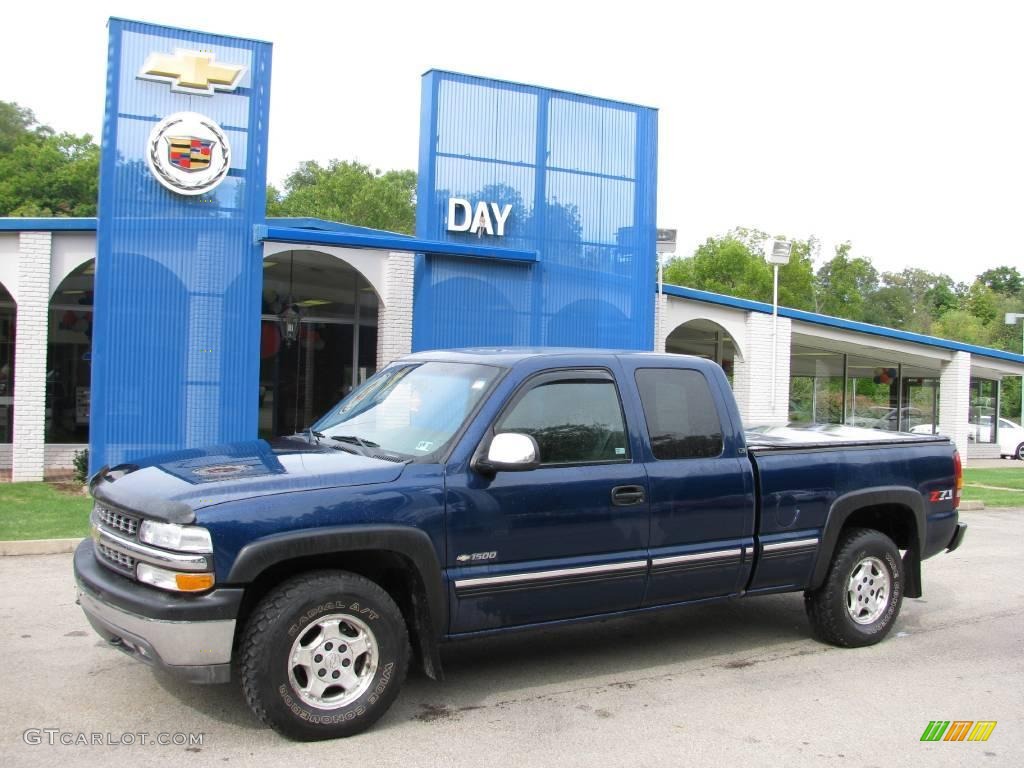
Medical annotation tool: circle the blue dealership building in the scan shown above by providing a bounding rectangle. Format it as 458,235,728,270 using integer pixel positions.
0,18,1022,480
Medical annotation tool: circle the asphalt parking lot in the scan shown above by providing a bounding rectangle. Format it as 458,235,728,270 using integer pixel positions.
1,508,1021,767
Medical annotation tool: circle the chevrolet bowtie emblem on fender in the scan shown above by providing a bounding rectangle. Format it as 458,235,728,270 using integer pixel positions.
138,49,246,96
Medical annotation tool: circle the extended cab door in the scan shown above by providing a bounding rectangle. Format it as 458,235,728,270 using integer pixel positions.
623,362,757,606
445,367,650,633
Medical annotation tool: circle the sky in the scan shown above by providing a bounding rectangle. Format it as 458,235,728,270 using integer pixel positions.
2,0,1021,283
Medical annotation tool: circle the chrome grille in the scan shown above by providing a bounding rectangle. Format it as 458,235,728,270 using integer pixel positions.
95,505,140,537
96,541,136,574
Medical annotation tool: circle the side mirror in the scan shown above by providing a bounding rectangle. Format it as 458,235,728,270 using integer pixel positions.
476,432,540,475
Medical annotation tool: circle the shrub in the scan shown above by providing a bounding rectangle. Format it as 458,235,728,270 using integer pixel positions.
72,449,89,485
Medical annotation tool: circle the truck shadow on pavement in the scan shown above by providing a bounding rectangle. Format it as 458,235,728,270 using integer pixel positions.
152,591,818,733
388,592,818,727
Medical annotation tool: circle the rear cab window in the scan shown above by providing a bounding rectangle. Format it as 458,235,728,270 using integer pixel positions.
634,368,724,460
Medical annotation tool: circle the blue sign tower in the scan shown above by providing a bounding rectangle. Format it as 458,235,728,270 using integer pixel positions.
413,71,658,351
90,19,272,472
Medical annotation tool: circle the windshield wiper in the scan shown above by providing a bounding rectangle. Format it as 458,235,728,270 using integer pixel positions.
331,435,380,449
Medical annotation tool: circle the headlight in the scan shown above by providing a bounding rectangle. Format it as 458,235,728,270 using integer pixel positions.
137,563,215,593
138,521,213,553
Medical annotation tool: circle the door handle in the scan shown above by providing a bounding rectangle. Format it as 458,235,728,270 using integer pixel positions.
611,485,645,506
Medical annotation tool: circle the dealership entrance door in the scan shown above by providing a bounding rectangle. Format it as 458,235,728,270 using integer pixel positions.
259,250,379,439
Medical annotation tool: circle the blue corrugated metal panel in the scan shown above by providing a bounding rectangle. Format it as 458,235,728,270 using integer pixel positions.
0,218,97,231
265,217,415,237
414,71,658,352
89,19,272,474
661,283,1024,366
256,225,538,263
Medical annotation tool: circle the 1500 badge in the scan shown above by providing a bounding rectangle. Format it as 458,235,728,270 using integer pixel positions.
456,552,497,562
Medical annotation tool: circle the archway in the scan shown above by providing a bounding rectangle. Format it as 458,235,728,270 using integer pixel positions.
46,260,94,444
665,319,741,381
260,250,380,438
0,281,15,445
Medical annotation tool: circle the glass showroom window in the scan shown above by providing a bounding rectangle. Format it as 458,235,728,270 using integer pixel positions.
0,283,14,444
900,366,941,434
46,262,94,444
969,378,998,443
845,355,901,431
789,346,844,425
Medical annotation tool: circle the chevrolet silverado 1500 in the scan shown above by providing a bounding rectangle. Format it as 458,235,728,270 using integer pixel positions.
75,349,967,739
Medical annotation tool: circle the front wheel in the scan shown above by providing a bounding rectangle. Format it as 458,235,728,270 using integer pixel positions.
240,570,410,740
1015,442,1024,460
804,527,904,647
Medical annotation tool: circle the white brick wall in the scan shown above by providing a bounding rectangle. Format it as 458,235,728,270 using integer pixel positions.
939,351,972,466
732,312,792,426
44,443,88,473
377,251,414,368
12,232,52,481
653,292,667,351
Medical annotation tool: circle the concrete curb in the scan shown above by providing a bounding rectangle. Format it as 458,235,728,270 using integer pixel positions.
958,500,986,511
0,538,84,556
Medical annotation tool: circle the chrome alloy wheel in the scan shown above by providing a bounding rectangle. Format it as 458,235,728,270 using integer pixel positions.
846,556,891,625
287,613,378,709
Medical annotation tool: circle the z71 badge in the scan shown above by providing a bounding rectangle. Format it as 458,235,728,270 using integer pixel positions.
929,489,954,502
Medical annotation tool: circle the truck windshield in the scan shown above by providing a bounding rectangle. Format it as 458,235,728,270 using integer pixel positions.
311,362,502,458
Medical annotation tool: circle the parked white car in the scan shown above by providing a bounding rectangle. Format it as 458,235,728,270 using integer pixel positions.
995,418,1024,459
911,417,1024,459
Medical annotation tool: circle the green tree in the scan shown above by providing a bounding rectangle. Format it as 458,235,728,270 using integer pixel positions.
873,268,960,334
864,286,914,329
962,281,999,325
931,310,994,347
0,101,99,217
267,160,416,234
815,243,879,321
978,266,1022,298
662,227,815,311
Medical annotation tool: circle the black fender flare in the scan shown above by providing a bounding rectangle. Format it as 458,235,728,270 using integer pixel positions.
810,487,925,598
228,525,446,679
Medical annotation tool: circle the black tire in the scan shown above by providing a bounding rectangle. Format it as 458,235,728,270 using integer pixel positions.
1015,442,1024,461
804,527,904,648
240,570,409,740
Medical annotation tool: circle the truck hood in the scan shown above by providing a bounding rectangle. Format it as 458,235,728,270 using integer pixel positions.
90,438,409,524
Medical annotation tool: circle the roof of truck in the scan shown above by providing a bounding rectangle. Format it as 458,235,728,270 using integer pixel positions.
400,347,707,367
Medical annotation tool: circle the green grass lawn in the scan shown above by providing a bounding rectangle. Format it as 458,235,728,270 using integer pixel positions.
962,466,1024,507
0,483,92,540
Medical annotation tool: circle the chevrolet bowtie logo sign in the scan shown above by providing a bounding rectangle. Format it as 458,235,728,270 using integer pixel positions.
138,49,246,96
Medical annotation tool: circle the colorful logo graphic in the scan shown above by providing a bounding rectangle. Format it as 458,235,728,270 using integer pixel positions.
920,721,997,742
167,137,215,172
146,112,231,196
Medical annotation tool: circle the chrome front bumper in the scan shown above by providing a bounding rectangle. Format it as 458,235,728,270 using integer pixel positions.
77,584,235,683
74,540,238,684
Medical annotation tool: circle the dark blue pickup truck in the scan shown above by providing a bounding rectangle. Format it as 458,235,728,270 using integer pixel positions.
75,349,967,740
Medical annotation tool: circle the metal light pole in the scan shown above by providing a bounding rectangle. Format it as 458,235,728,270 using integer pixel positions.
656,229,677,351
766,240,793,416
1006,312,1024,426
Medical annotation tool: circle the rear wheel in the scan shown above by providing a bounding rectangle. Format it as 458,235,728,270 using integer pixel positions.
804,527,904,647
240,570,409,740
1015,442,1024,460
